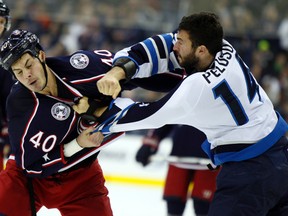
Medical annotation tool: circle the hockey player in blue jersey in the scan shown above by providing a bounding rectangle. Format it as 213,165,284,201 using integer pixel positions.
0,29,115,216
92,12,288,215
0,28,186,216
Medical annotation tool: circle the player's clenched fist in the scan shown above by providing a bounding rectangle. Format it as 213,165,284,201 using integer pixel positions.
97,67,126,99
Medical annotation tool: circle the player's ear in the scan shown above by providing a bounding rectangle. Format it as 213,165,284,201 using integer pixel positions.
196,45,208,55
196,45,212,59
38,50,46,62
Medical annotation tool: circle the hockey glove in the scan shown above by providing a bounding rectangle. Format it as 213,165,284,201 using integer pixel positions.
136,135,160,166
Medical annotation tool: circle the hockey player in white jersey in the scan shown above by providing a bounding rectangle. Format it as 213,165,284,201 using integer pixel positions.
91,12,288,216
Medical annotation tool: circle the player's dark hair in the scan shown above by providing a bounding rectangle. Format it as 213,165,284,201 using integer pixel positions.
178,12,223,56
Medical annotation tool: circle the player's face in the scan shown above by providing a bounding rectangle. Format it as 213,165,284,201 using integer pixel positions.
173,30,200,73
11,53,47,92
0,16,6,35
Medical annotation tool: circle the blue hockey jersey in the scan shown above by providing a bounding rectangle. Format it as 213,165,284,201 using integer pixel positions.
6,49,183,178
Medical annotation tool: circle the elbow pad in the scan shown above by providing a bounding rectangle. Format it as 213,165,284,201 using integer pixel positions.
113,58,136,81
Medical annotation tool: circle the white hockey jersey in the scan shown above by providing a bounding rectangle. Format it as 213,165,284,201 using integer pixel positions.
96,34,288,165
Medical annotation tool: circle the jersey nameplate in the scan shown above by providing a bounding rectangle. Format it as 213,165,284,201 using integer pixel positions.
202,43,233,84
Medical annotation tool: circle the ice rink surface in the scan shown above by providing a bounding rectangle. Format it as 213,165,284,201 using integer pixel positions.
37,134,196,216
37,182,195,216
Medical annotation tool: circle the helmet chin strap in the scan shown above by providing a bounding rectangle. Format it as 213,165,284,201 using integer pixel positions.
38,57,48,91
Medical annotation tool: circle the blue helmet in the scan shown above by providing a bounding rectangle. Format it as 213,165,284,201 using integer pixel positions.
0,29,43,71
0,1,11,35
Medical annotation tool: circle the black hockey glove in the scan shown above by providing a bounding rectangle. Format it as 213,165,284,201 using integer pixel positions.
135,135,160,166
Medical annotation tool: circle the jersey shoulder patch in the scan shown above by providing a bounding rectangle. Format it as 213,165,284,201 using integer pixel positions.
70,53,89,69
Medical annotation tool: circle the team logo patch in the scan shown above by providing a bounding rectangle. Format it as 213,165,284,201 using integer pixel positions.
51,103,71,121
70,53,89,69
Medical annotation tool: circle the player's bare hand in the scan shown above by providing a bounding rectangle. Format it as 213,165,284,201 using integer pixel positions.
77,127,104,148
72,96,89,114
97,67,125,99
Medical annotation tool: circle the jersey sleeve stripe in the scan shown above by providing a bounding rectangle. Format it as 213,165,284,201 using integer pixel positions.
127,45,149,65
21,92,39,170
162,33,180,71
152,35,166,58
142,38,159,75
162,33,173,53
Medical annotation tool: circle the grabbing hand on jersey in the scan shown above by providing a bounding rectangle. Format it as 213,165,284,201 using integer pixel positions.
72,96,108,117
72,96,90,114
76,126,104,148
97,67,125,99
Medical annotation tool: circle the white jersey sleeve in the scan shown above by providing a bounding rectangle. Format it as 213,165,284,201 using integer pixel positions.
113,32,183,78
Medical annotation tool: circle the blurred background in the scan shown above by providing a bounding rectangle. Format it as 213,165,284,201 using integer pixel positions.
5,1,288,215
7,0,288,121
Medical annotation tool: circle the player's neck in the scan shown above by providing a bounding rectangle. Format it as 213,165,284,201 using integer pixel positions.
197,54,214,71
39,70,58,96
